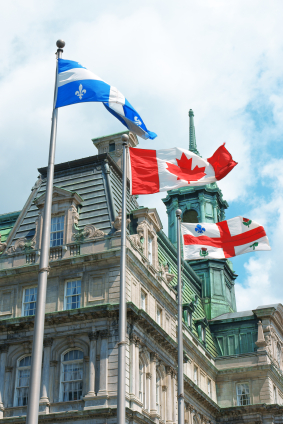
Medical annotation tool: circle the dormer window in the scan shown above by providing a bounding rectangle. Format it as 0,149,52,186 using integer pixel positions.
50,216,64,247
109,142,115,152
194,317,208,346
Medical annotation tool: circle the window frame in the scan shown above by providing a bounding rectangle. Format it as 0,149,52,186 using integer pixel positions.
207,378,212,398
141,290,147,311
22,286,38,317
193,366,198,385
236,383,250,406
64,279,82,311
50,215,65,248
156,305,162,326
14,355,32,407
60,349,84,402
148,235,153,265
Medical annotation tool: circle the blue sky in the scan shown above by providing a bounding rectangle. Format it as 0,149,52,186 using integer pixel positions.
1,0,283,311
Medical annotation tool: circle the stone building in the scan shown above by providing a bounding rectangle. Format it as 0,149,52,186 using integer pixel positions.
0,114,282,424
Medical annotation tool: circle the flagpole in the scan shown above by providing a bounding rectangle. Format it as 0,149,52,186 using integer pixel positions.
176,209,184,424
117,134,129,424
26,39,64,424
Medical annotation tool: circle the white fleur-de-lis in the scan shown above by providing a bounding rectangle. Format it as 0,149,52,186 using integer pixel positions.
134,116,142,126
75,84,86,100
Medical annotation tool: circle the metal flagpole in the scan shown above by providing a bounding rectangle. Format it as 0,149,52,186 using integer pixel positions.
117,134,129,424
26,39,65,424
176,209,184,424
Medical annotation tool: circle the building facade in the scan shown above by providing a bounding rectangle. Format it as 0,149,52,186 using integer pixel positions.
0,121,282,424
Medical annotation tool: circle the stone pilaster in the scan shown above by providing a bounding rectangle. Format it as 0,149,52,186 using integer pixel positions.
172,371,177,423
146,372,151,411
97,330,109,397
135,337,141,400
85,331,99,398
40,338,53,403
0,345,9,416
4,366,12,408
150,352,158,416
162,385,167,422
166,366,173,424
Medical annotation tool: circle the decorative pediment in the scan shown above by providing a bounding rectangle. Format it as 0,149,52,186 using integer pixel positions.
132,207,163,233
34,186,83,209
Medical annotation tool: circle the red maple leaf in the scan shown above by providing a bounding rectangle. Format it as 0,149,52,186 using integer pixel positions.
166,153,206,183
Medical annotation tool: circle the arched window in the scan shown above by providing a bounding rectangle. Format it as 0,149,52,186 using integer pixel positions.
139,361,144,404
15,356,31,406
156,372,161,415
182,210,198,223
61,350,84,401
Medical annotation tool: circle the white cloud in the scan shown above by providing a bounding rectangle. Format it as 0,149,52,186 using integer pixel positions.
1,0,283,308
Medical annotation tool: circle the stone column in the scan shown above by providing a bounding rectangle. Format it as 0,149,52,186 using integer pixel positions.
85,331,98,397
150,352,157,415
199,195,205,222
162,385,167,422
49,360,58,403
0,345,8,416
172,371,177,423
98,330,109,396
146,372,151,411
135,338,141,399
166,366,173,423
40,338,53,402
4,366,12,408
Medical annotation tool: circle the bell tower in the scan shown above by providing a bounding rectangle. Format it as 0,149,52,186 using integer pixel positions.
162,110,237,319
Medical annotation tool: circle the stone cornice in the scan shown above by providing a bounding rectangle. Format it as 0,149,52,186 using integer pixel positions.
183,375,220,414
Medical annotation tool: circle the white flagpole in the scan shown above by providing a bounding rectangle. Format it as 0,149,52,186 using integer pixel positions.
117,134,129,424
26,39,65,424
176,209,184,424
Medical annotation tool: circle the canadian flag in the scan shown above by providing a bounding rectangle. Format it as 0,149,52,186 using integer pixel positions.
129,144,237,195
181,217,271,260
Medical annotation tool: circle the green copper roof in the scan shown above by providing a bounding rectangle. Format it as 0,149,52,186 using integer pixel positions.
0,211,21,244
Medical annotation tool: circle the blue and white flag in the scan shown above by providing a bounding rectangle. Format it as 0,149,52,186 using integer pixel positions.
55,59,157,140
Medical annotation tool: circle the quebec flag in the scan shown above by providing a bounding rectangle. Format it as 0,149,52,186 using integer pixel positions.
55,59,157,140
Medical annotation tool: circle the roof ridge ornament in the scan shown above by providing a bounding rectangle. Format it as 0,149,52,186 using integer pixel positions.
188,109,200,155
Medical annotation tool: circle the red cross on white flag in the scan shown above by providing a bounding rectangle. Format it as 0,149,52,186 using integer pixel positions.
181,217,271,260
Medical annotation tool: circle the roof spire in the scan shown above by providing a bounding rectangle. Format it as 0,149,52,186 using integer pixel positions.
188,109,199,155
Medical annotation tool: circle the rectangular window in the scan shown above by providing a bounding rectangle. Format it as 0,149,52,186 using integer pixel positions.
236,383,250,406
201,326,205,342
148,237,153,264
156,306,161,325
207,379,211,397
22,287,37,316
109,142,115,152
50,216,64,247
194,366,198,385
65,280,81,310
141,291,146,311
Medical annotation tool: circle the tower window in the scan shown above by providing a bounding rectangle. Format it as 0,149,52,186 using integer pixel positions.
182,210,198,223
236,383,250,406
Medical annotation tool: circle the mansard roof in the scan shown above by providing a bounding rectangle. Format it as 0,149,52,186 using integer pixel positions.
5,153,138,250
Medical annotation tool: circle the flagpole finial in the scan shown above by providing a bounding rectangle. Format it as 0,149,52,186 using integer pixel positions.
121,134,129,145
176,209,182,218
56,39,65,49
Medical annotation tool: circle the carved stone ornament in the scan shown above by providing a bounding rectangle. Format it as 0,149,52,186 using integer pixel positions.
6,218,38,254
159,262,175,284
0,234,7,253
73,224,106,242
129,222,145,251
112,209,130,232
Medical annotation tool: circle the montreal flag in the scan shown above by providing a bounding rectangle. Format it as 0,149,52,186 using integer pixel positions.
129,144,237,194
181,217,271,260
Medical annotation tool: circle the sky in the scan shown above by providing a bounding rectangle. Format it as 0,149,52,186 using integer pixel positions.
1,0,283,311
